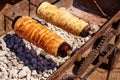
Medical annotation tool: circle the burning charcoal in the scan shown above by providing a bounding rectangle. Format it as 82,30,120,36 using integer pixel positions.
46,59,57,68
38,65,45,73
31,58,37,64
45,66,52,70
50,63,57,69
6,40,14,49
25,57,31,63
14,36,22,44
26,54,33,60
29,64,34,70
24,47,31,53
37,56,43,61
24,60,29,65
3,34,12,41
18,56,26,62
32,63,37,70
13,44,19,50
31,49,37,58
17,47,23,53
18,52,25,57
19,42,25,47
7,44,13,49
37,62,42,67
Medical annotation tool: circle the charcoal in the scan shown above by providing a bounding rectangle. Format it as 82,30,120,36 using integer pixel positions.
26,54,33,60
31,49,37,58
25,47,31,53
3,34,12,41
18,56,26,61
32,63,37,69
13,44,18,50
24,60,29,65
16,47,23,53
14,37,22,44
37,65,45,73
7,42,14,49
18,42,25,47
37,56,43,61
31,58,37,64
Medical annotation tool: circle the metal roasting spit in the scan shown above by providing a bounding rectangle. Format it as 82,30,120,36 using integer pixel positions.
0,0,120,80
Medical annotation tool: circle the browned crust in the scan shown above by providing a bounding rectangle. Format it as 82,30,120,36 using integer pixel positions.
37,2,89,36
13,16,72,56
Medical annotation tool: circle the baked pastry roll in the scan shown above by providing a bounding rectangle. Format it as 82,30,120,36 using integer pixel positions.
37,2,89,36
12,16,72,57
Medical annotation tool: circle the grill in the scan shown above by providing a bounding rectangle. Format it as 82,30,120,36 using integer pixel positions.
0,0,120,80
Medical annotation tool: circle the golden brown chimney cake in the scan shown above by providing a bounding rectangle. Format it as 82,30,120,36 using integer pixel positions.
13,16,72,57
37,2,89,36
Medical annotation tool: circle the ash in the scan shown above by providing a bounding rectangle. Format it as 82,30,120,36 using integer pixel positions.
0,18,99,80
